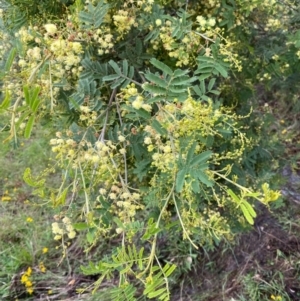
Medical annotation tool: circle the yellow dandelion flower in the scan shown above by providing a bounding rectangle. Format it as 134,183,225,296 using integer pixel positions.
1,196,12,201
271,295,282,301
26,217,33,223
26,267,32,276
42,247,48,254
25,280,32,287
21,274,28,284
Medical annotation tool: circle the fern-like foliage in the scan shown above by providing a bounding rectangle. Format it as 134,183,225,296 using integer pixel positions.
144,263,176,301
70,78,102,110
2,0,70,31
103,60,135,89
81,245,176,301
143,58,197,102
80,58,109,81
79,0,109,29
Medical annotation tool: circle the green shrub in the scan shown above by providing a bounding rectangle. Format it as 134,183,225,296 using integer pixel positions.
1,0,299,299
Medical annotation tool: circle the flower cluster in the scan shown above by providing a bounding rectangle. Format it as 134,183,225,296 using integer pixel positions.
100,185,144,228
52,216,76,241
181,207,231,245
219,39,243,71
78,105,98,126
21,267,34,295
121,84,152,112
39,262,47,273
264,18,282,31
1,190,11,202
113,9,136,37
149,20,205,67
196,16,216,29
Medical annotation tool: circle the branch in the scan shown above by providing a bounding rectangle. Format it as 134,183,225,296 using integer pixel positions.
99,88,116,142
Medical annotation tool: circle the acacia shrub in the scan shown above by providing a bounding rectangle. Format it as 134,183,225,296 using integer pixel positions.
1,0,298,300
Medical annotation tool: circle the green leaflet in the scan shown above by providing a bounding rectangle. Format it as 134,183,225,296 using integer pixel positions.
176,168,187,192
242,200,257,219
151,119,168,136
24,115,35,138
171,75,198,85
227,188,240,203
23,85,30,106
23,168,45,187
143,83,167,95
214,64,228,78
148,288,166,299
23,85,41,113
4,47,16,73
102,74,120,81
86,230,95,244
150,58,173,76
197,171,213,187
51,187,68,207
145,72,168,88
190,150,212,167
191,180,200,193
138,247,145,270
72,223,90,230
227,189,257,225
240,203,255,225
198,73,211,80
0,90,11,111
123,59,128,76
108,60,122,75
208,78,216,90
111,77,126,89
135,108,151,119
186,142,197,165
200,80,206,94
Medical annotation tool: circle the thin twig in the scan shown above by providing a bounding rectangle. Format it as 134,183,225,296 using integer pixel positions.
139,184,176,277
188,30,216,43
173,193,199,249
116,95,128,184
79,162,90,214
49,59,54,113
99,88,116,142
